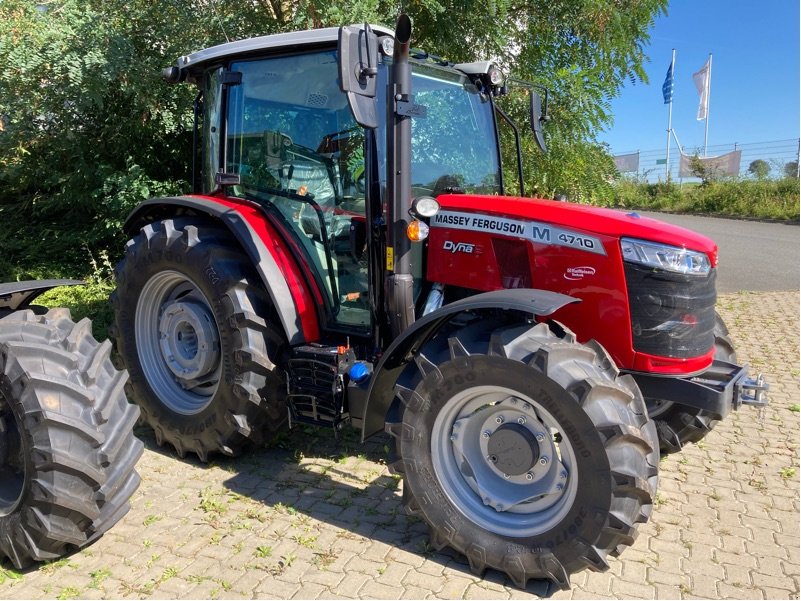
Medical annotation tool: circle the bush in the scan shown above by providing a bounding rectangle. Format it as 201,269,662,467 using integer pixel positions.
610,177,800,221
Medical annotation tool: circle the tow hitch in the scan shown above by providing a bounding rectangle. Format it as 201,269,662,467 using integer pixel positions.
736,372,769,408
632,359,769,421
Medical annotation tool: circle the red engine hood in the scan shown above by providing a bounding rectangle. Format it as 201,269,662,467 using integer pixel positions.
437,194,718,265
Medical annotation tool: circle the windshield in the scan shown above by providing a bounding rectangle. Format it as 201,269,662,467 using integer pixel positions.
378,61,502,196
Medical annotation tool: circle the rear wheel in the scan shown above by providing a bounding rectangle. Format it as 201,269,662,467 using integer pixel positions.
111,218,287,461
0,309,142,568
387,320,658,589
646,312,736,453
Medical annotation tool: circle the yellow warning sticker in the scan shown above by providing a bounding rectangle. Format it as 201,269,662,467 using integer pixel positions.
386,247,394,271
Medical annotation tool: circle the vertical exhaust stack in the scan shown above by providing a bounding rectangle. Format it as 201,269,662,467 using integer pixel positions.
386,14,415,338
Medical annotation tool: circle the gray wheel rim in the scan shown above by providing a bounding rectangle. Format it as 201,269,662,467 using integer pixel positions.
0,390,25,516
431,385,578,538
136,270,222,415
645,397,673,417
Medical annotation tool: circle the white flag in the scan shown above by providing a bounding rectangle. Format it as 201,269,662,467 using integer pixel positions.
693,57,711,120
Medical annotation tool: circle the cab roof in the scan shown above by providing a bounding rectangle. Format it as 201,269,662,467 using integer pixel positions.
176,25,395,77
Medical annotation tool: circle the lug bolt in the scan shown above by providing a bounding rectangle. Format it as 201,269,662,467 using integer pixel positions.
536,433,545,442
517,416,526,425
450,434,457,441
482,430,491,439
560,470,567,479
526,472,534,481
495,416,504,424
556,483,564,491
539,456,548,465
510,399,518,405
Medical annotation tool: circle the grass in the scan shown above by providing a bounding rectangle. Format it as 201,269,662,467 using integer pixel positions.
0,566,23,584
88,568,112,589
612,177,800,221
34,251,117,340
57,587,81,600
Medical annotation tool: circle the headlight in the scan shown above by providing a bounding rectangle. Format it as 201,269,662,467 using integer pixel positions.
487,66,504,86
410,196,440,218
621,238,711,276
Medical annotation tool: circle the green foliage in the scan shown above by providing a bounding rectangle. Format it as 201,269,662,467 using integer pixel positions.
748,159,771,180
0,0,666,282
611,177,800,220
784,161,798,179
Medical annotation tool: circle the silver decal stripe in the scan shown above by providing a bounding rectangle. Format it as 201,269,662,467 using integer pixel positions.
431,210,607,256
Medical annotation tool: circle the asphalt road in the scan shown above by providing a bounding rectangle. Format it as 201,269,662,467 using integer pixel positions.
638,211,800,293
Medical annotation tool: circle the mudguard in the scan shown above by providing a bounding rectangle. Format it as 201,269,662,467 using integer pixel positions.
358,288,579,440
0,280,83,313
124,195,318,345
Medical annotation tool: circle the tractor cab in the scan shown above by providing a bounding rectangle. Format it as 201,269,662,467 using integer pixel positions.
174,24,540,340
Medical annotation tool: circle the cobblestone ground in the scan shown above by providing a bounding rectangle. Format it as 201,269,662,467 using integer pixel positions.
1,292,798,600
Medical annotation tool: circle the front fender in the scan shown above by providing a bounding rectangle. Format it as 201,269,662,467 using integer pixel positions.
358,288,579,440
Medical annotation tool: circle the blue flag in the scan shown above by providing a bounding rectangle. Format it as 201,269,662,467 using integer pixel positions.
662,61,674,104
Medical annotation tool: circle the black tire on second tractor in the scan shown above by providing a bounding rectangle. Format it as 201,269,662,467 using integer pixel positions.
386,319,659,590
110,218,286,461
0,309,142,569
646,312,736,454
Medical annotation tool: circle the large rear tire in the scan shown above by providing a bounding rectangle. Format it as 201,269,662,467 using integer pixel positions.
111,218,287,461
387,320,658,590
0,309,142,568
646,312,736,453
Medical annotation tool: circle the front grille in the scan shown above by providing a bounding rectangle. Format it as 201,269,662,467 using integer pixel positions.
625,263,717,358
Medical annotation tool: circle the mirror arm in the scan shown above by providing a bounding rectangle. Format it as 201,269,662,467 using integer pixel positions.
495,105,525,196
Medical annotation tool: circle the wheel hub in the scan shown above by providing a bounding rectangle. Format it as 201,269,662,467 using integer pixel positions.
446,394,571,521
487,423,540,476
158,300,220,380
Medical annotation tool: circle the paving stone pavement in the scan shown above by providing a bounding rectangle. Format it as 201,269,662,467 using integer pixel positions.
1,291,798,600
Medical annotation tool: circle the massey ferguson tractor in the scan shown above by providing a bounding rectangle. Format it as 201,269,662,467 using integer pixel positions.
110,16,767,589
0,281,142,568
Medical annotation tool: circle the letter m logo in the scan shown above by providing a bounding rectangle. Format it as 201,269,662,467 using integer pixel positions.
531,226,551,242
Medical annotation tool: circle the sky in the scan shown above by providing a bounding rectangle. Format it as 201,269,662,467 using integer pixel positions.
597,1,800,157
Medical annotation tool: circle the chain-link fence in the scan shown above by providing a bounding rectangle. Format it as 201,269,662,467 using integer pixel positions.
613,138,800,182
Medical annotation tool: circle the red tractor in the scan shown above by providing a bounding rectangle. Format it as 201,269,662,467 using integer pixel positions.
111,16,767,589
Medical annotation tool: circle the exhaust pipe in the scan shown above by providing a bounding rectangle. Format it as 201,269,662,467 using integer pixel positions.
385,14,415,338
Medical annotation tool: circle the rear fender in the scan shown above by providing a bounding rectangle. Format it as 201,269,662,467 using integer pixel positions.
358,288,579,440
0,280,84,314
124,196,319,344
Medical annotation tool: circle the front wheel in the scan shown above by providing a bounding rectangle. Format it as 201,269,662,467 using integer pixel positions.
646,312,736,453
387,320,658,589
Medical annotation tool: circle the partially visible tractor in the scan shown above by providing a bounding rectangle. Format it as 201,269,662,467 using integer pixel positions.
0,280,142,568
111,16,767,589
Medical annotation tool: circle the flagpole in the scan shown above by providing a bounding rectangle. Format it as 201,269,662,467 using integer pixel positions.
704,53,712,156
665,48,676,180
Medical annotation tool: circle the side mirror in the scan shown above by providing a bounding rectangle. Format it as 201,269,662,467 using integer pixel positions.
338,25,379,129
530,92,547,152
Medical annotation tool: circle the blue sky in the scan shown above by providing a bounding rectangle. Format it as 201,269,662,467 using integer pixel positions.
598,1,800,156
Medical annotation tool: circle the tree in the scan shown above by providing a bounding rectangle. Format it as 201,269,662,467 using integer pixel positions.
747,159,771,180
784,160,799,179
0,0,667,277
